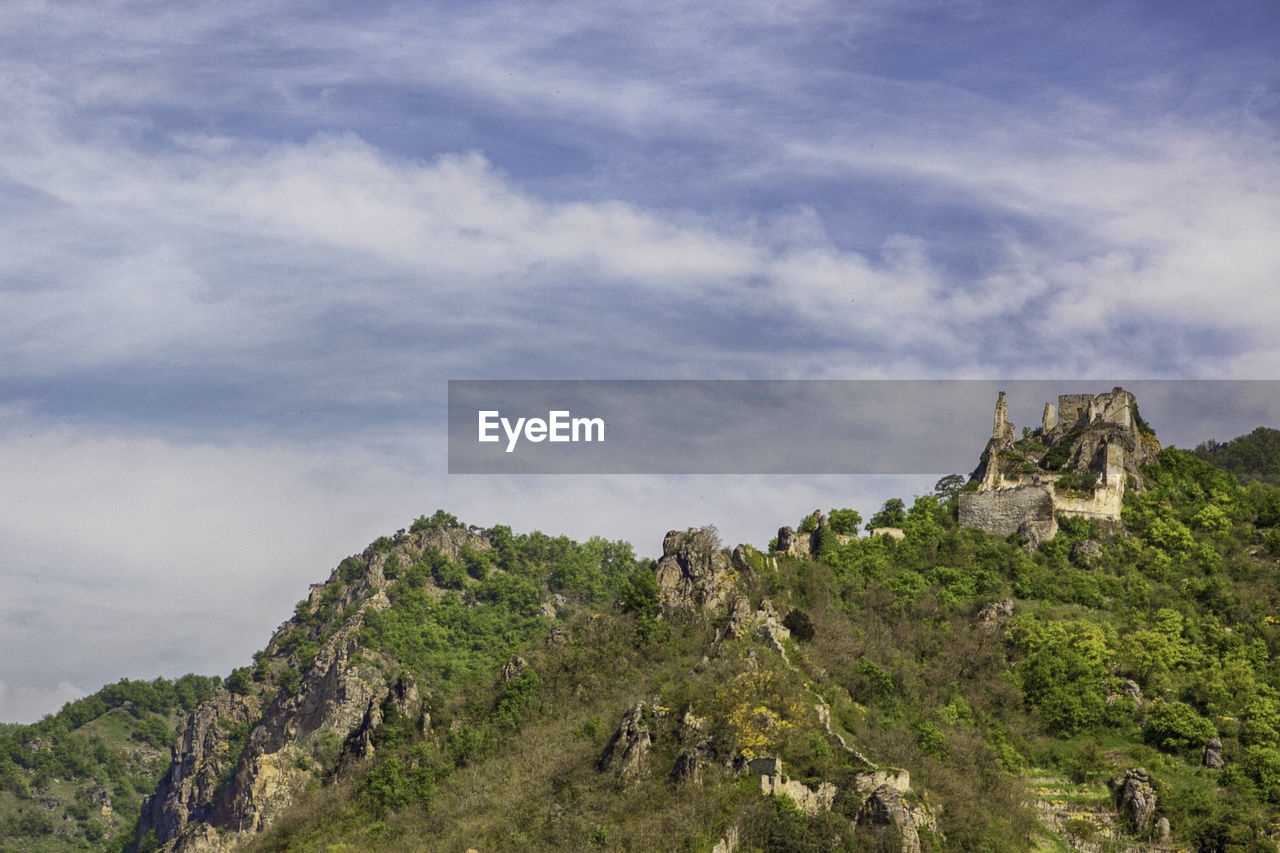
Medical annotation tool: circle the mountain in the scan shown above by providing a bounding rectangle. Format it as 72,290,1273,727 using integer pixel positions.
5,423,1280,852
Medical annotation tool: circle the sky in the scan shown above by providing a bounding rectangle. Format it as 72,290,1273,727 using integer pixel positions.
2,0,1279,723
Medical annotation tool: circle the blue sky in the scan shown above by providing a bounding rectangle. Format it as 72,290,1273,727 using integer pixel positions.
2,0,1279,722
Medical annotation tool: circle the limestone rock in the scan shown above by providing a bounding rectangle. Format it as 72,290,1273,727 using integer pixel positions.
977,598,1014,626
599,703,652,778
855,785,927,853
654,527,733,618
670,749,701,785
135,685,265,847
1157,816,1172,843
139,607,394,851
1123,679,1143,705
409,525,490,562
499,655,529,683
1071,538,1103,566
775,526,815,559
1204,737,1224,769
1113,768,1157,834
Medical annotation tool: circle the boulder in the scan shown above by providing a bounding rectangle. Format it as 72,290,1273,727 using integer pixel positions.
1203,737,1224,770
1071,538,1103,566
976,598,1014,625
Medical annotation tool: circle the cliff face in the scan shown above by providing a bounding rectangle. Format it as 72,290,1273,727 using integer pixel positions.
960,387,1160,543
135,524,485,853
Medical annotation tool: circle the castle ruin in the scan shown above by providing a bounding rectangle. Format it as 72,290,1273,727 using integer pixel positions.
957,387,1160,545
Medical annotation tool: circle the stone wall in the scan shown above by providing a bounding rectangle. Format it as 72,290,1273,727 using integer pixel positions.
1050,484,1124,523
958,486,1057,545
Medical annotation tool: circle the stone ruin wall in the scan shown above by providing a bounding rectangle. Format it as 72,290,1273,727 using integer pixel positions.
957,485,1058,544
962,388,1142,541
1050,487,1124,523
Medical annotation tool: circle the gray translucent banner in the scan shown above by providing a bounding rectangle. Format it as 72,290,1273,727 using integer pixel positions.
447,380,1280,474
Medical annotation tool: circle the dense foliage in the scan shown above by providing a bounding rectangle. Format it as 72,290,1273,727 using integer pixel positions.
1194,427,1280,486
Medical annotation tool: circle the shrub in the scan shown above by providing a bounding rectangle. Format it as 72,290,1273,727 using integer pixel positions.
782,609,816,641
1144,701,1217,752
226,667,253,695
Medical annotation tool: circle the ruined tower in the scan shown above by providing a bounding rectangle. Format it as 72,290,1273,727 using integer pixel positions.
958,387,1159,545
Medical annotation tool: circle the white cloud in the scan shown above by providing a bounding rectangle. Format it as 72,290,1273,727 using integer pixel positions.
0,681,88,726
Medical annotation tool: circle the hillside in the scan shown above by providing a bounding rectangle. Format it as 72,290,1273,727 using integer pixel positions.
1194,428,1280,487
4,434,1280,851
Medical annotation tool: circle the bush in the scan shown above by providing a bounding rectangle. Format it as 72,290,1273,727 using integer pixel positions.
359,756,434,816
782,609,816,641
1144,701,1216,752
226,667,253,695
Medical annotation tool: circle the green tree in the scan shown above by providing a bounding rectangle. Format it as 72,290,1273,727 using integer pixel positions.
868,498,907,530
827,508,862,535
933,474,966,500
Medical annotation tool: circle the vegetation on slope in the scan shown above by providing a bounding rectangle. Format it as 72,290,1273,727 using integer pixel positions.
5,427,1280,852
251,445,1280,852
1194,427,1280,486
0,676,219,853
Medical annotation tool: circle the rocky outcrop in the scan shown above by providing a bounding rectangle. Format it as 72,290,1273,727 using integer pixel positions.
1113,768,1157,834
1203,737,1224,769
670,749,701,784
855,786,932,853
977,598,1014,626
599,703,652,779
339,672,425,771
136,687,265,846
776,525,816,559
752,600,791,659
184,626,385,847
654,527,733,618
137,529,488,852
1071,538,1103,567
499,655,529,683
